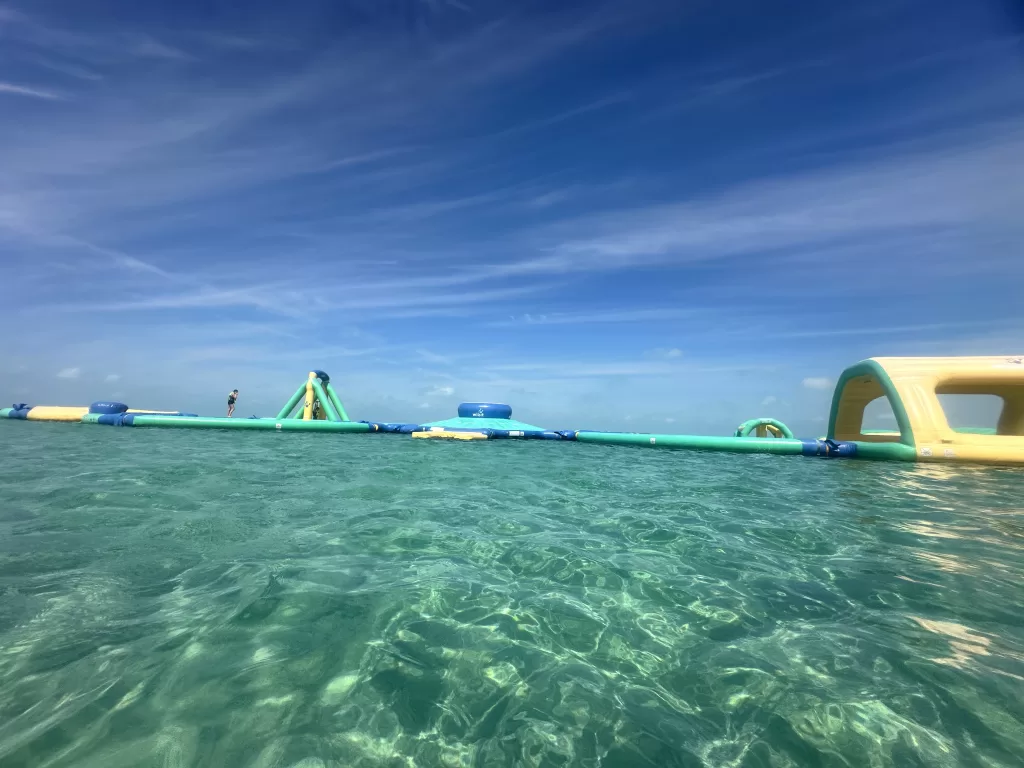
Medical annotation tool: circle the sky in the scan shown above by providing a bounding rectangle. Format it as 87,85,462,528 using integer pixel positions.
1,0,1022,435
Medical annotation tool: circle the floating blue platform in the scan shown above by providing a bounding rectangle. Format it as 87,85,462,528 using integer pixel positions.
364,402,568,440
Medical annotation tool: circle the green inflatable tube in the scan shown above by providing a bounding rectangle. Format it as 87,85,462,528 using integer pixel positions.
0,408,13,418
129,415,370,432
576,431,807,455
310,378,340,422
276,384,307,420
847,441,917,461
325,382,350,422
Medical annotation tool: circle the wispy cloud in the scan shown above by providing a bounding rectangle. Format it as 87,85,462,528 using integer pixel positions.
483,93,632,140
0,82,61,100
647,347,683,359
314,147,418,174
47,284,311,318
185,31,280,52
755,321,1013,340
0,6,637,276
130,36,191,60
1,7,197,65
530,126,1024,281
491,309,697,327
528,189,572,208
27,56,103,82
57,367,80,379
416,349,452,365
105,373,120,382
6,4,1020,315
480,359,757,379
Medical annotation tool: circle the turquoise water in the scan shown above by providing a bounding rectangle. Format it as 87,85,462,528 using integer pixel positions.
1,424,1023,768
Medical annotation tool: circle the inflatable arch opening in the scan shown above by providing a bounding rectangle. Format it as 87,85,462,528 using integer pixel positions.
936,379,1024,437
828,360,915,447
734,418,794,439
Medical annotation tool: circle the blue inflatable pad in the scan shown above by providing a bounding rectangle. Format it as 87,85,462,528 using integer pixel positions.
96,413,135,426
539,431,569,440
457,402,512,420
313,370,330,383
361,422,421,434
90,401,129,415
9,407,32,420
801,439,858,458
487,429,568,440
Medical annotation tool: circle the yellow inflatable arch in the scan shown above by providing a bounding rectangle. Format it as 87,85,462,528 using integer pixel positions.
828,356,1024,465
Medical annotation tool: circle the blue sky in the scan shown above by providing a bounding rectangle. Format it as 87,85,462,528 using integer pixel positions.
1,0,1022,434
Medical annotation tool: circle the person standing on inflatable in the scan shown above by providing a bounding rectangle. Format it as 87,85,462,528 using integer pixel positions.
227,389,239,417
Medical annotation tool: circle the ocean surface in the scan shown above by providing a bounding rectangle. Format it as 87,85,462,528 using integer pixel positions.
1,423,1023,768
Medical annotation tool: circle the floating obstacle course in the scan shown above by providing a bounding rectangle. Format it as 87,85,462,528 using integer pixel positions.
4,357,1024,465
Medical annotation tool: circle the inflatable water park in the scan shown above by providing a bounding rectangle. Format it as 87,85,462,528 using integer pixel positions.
4,356,1024,466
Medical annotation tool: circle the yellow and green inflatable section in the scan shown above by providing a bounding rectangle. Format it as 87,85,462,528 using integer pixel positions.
4,357,1023,465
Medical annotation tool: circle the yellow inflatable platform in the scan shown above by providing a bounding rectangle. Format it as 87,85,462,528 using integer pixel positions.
829,356,1024,465
412,428,488,440
23,406,90,422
